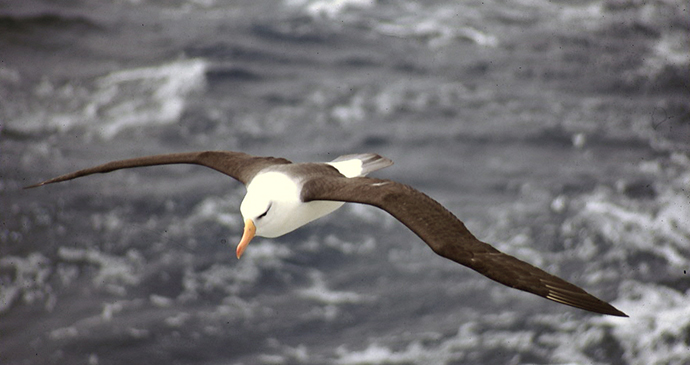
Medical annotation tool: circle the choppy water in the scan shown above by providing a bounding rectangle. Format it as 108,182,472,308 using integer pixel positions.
1,0,689,364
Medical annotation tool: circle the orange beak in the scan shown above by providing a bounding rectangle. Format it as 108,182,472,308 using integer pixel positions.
236,219,256,259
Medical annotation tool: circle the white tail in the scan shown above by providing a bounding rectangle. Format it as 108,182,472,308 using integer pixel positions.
327,153,393,178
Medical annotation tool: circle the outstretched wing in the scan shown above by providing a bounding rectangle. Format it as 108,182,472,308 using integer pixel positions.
24,151,292,188
301,176,627,317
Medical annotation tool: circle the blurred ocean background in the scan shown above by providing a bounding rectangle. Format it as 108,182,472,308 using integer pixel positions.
1,0,689,364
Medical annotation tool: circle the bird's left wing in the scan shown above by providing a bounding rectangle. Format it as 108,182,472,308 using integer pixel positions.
24,151,292,188
301,176,627,317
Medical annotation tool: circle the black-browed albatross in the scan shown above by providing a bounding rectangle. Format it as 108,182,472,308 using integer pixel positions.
25,151,627,317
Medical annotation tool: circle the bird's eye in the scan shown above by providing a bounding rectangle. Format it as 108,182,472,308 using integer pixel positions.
257,203,271,219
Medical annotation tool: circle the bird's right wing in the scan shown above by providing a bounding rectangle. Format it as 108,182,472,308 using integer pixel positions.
24,151,292,188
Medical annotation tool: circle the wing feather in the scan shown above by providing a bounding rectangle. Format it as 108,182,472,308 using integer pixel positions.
302,176,627,317
24,151,291,188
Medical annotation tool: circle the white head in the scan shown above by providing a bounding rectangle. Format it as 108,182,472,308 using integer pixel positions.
235,171,344,258
236,172,302,258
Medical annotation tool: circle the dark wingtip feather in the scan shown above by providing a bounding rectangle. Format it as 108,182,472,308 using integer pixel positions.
607,307,628,317
24,181,50,189
23,173,83,189
542,282,628,317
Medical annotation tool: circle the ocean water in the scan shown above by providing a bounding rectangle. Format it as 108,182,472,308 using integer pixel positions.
1,0,689,364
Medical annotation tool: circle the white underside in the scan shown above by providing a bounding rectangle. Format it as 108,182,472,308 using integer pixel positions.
262,200,344,238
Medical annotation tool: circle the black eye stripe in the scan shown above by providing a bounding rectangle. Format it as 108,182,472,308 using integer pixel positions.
257,203,272,219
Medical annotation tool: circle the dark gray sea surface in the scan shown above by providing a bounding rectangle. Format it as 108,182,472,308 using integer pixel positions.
1,0,689,364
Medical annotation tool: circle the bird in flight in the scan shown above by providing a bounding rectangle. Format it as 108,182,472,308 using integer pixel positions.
25,151,627,317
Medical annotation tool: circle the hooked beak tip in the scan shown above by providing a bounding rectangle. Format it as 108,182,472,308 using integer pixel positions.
236,219,256,259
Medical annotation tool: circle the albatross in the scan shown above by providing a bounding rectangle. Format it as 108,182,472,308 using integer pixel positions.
25,151,627,317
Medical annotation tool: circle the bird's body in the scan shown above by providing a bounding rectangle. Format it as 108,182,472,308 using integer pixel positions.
241,170,338,238
239,153,391,239
26,150,628,317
